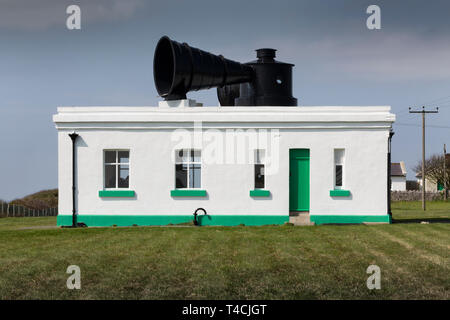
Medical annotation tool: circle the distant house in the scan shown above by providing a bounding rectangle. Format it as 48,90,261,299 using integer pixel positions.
416,172,438,192
415,154,449,192
391,162,407,191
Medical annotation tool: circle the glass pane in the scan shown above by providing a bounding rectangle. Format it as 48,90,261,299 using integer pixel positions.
176,164,188,188
175,150,184,163
255,150,264,164
105,151,116,163
118,165,129,188
118,151,129,164
255,164,265,189
190,164,201,188
335,165,343,187
192,150,201,162
335,149,345,165
105,165,116,188
176,149,190,163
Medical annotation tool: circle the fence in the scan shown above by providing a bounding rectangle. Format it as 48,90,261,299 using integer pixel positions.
391,191,444,201
0,202,58,218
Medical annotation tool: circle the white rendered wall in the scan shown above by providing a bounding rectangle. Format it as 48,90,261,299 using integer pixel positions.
57,126,390,217
391,176,406,191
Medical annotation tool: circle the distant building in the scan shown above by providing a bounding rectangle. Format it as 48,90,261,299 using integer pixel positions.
415,154,449,192
416,172,438,192
391,161,407,191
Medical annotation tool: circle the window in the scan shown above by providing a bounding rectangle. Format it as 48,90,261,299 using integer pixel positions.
254,149,265,189
104,150,129,189
334,149,345,189
175,149,201,189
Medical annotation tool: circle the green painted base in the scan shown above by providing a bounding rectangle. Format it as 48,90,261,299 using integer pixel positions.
57,215,289,227
310,215,391,225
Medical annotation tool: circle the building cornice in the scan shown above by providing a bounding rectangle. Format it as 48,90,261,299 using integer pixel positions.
53,106,395,130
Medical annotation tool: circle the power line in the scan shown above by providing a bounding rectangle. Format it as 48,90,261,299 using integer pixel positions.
418,95,450,106
395,122,450,129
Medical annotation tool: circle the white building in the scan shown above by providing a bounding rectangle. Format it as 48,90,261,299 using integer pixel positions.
416,173,439,192
390,161,407,191
53,100,395,226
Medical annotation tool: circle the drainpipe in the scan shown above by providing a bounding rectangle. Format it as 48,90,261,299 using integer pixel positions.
387,129,394,217
69,132,79,227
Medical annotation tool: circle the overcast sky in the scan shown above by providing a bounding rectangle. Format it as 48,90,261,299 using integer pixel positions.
1,0,450,201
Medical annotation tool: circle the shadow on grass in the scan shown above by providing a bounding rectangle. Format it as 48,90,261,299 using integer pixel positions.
392,218,450,224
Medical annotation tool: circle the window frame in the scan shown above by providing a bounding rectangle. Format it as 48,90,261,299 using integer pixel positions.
254,149,265,189
334,149,345,189
174,149,202,189
103,149,130,190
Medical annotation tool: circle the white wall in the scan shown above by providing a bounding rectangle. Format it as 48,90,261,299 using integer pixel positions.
417,178,438,192
57,125,389,217
391,176,406,191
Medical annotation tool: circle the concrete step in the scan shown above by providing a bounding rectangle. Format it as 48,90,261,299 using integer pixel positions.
289,213,315,226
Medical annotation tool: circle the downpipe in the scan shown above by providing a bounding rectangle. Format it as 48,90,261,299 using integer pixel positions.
387,129,394,218
62,132,87,228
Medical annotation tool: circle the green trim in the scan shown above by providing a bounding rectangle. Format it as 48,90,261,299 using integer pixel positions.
329,189,351,197
250,189,271,197
310,215,391,225
99,190,135,197
170,189,207,197
57,215,289,227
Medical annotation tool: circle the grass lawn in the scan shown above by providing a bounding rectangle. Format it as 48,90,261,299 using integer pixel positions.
0,201,448,299
391,200,450,221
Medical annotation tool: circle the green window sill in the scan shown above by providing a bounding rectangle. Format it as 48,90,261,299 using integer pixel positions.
330,189,351,197
171,189,207,197
99,190,135,197
250,189,271,197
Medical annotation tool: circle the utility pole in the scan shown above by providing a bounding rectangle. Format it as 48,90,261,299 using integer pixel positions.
409,106,439,210
444,144,447,201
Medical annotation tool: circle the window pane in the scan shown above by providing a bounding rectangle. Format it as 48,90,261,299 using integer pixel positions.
189,164,201,188
255,150,264,164
105,151,116,163
118,151,129,164
105,165,116,188
192,150,201,162
255,164,265,189
118,165,129,188
176,164,188,188
175,150,184,163
335,149,345,165
336,165,343,187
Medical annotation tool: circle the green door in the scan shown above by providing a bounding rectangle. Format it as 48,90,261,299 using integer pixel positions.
289,149,310,211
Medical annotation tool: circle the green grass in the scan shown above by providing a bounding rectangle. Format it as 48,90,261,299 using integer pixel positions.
392,200,450,221
0,201,448,300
